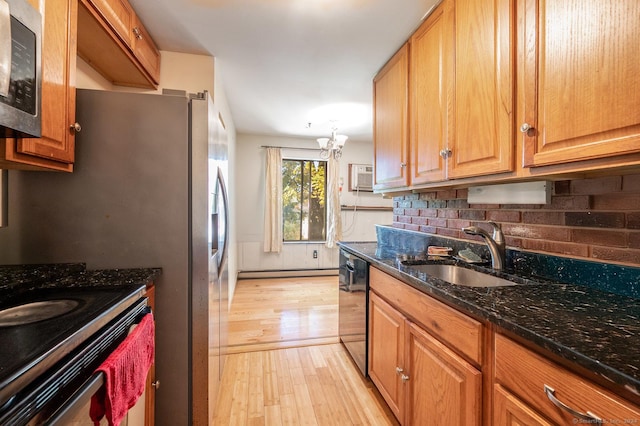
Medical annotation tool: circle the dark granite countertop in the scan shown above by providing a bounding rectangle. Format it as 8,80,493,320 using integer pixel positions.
339,241,640,401
0,263,161,299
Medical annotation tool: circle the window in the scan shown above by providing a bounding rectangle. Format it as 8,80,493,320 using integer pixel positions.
282,159,327,241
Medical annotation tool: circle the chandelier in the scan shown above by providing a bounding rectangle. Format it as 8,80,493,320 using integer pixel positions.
317,126,348,159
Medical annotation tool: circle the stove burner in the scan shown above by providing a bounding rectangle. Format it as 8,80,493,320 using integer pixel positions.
0,299,80,327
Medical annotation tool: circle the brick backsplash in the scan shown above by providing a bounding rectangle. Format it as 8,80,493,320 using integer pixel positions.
392,174,640,266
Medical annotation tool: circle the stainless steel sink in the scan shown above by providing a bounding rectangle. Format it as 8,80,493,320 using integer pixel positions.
409,264,517,287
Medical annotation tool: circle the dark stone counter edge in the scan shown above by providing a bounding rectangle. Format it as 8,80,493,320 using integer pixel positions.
338,242,640,402
0,263,162,302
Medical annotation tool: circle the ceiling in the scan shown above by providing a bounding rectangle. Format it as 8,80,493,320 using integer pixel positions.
129,0,439,142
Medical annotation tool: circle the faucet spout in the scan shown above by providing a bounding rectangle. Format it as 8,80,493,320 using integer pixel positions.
462,221,506,270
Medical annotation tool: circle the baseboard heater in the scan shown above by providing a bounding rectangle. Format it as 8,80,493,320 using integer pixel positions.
237,268,339,279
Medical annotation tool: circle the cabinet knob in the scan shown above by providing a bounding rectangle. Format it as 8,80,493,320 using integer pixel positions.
400,162,407,168
152,380,160,389
401,374,410,383
133,27,143,40
395,367,404,374
439,148,452,159
70,122,82,133
520,123,534,134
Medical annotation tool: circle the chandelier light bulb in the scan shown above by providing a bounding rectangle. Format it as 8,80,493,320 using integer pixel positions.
316,126,348,159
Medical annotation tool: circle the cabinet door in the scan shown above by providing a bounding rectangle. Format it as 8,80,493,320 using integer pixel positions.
409,0,453,185
449,0,514,178
494,384,553,426
373,44,409,191
145,285,156,426
88,0,134,47
132,14,160,84
521,1,640,167
12,0,76,170
405,322,482,426
368,291,406,423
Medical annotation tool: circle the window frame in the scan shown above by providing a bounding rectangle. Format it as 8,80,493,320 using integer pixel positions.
281,157,328,243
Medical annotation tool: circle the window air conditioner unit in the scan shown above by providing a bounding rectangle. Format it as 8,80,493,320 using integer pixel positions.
349,164,373,192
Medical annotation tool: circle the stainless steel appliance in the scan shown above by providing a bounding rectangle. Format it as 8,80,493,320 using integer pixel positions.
2,89,229,425
0,285,148,425
0,0,41,137
338,248,369,376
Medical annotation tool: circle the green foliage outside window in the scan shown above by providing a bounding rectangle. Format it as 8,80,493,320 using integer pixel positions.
282,159,327,241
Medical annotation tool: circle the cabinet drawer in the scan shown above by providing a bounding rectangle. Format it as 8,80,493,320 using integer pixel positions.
495,333,640,424
370,267,483,365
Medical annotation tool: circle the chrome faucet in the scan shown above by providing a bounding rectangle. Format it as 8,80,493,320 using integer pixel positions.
462,221,506,270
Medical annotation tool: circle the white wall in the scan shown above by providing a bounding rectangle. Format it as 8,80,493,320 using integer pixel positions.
236,133,392,272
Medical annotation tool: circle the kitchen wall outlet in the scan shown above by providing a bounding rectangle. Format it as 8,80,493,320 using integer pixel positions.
313,250,318,259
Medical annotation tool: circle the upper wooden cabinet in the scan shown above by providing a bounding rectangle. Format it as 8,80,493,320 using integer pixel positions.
0,0,77,172
448,0,514,179
89,0,134,48
520,1,640,167
375,0,514,190
409,0,452,185
78,0,160,88
373,44,409,191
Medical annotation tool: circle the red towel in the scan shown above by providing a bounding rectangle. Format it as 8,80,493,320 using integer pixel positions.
90,313,155,426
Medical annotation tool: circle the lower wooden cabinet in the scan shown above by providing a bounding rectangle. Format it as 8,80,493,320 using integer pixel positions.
405,321,482,425
368,268,640,426
368,269,483,425
494,384,553,426
494,334,640,425
369,290,406,422
144,284,156,426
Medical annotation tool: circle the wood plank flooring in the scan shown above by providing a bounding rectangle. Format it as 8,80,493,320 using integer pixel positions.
214,344,397,425
227,277,340,354
216,276,398,425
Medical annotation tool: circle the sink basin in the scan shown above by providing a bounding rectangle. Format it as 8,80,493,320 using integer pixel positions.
409,264,517,287
0,299,80,327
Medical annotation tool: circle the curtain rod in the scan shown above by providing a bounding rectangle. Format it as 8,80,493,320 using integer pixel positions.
261,145,319,151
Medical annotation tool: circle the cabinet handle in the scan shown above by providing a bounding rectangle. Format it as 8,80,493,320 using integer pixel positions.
439,149,452,159
520,123,534,134
152,380,160,389
133,27,143,40
70,122,82,133
543,385,601,424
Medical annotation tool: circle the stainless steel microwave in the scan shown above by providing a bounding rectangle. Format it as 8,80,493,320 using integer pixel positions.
0,0,41,138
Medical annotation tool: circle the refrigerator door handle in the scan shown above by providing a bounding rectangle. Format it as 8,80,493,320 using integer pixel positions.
217,167,229,280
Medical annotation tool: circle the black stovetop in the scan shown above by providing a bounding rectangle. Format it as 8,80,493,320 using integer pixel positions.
0,284,145,408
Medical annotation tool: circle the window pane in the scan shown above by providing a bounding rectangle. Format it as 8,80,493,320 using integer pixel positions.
282,159,326,241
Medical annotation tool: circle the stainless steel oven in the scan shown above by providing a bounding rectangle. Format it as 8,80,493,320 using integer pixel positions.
338,248,369,377
0,288,149,426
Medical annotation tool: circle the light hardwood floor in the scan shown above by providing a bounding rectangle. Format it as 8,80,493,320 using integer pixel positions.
227,277,340,354
215,276,398,425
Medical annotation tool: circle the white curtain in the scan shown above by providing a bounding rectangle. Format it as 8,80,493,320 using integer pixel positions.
326,156,342,248
263,148,283,253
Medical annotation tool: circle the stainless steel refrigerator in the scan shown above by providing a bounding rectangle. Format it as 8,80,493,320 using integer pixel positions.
0,89,229,425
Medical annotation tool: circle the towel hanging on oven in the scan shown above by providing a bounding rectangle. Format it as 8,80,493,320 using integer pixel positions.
90,312,155,426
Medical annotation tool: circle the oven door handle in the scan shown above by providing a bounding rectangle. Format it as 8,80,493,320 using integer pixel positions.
45,371,104,425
